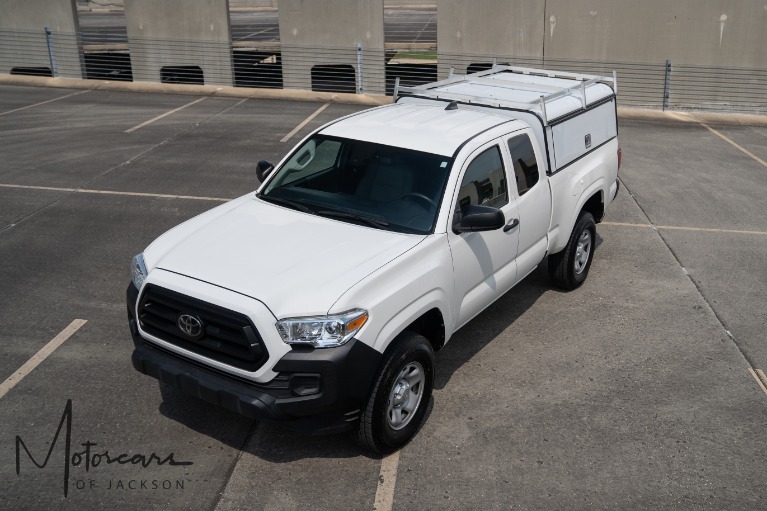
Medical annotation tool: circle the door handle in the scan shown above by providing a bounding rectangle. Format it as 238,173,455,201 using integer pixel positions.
503,218,519,232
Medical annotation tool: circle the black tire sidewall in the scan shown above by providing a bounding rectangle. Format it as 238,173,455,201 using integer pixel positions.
570,213,596,285
370,337,434,453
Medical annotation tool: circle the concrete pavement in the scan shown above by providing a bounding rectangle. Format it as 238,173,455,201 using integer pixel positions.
0,84,766,510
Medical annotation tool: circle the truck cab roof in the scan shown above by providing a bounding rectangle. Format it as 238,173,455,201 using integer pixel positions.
320,103,526,157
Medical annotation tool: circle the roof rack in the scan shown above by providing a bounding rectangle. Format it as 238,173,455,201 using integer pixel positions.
393,63,617,126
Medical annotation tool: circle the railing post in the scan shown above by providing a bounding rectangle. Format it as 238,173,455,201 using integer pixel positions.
45,27,58,77
663,59,672,111
356,43,363,94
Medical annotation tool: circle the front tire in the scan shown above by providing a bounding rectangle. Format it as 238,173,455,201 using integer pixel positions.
548,211,596,290
355,332,434,455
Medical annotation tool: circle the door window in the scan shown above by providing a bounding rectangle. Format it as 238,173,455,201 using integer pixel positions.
507,134,539,196
457,145,508,210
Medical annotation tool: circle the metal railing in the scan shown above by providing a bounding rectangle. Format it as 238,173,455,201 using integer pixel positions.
0,29,84,80
670,63,767,115
2,27,766,115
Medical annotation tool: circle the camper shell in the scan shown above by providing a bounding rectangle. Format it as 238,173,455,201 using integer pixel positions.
394,65,618,176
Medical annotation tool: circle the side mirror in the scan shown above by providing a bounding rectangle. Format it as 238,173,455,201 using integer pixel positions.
256,160,274,182
453,204,505,234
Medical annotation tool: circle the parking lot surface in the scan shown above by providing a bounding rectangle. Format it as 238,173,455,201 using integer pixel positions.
1,85,766,510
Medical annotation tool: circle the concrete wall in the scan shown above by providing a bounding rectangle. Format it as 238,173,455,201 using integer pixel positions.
4,0,767,108
278,0,385,94
544,0,767,68
0,0,83,77
228,1,277,8
385,1,436,6
437,0,545,77
77,0,125,9
124,0,234,86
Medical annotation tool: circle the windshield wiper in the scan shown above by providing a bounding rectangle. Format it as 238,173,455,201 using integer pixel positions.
317,210,390,229
259,195,314,214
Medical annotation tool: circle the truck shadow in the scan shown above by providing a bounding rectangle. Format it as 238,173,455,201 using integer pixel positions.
158,381,378,460
157,251,600,461
434,262,550,390
435,230,603,390
158,381,371,460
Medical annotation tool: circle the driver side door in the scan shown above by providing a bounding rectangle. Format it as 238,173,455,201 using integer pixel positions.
448,139,521,329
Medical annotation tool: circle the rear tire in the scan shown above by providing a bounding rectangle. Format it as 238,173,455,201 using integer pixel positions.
355,332,434,455
548,211,596,290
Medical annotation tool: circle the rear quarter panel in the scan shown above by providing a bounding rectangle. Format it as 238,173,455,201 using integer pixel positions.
548,137,619,254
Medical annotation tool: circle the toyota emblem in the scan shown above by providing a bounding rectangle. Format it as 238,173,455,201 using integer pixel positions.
177,314,204,339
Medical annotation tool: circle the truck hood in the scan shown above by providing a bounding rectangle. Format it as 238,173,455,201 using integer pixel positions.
144,195,425,318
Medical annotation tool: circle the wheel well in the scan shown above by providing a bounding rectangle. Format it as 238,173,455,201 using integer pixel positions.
582,191,604,222
404,308,445,351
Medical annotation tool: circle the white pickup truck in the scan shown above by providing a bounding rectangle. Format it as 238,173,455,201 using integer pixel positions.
127,66,621,454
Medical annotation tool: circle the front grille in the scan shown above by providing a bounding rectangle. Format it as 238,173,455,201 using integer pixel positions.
138,285,268,372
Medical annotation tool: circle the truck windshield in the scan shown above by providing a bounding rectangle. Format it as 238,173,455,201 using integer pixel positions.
260,135,453,234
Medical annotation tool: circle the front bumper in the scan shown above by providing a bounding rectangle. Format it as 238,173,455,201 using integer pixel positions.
127,283,381,434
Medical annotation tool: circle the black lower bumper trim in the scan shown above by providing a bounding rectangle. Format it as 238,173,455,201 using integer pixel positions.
127,283,382,434
132,343,286,419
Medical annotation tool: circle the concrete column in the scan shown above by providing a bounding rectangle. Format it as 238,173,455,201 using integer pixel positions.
124,0,234,86
0,0,83,78
437,0,545,78
278,0,385,95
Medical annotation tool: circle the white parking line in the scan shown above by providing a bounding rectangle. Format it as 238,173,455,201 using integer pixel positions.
601,221,767,236
280,103,330,142
0,90,89,117
0,319,87,400
374,451,401,511
600,221,653,229
700,123,767,169
2,184,766,233
125,97,208,133
748,368,767,399
0,183,229,202
657,224,767,236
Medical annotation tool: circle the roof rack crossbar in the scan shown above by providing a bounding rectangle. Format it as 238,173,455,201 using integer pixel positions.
396,65,618,126
536,77,602,105
489,64,607,83
470,76,563,93
412,65,508,90
400,77,606,112
396,86,537,112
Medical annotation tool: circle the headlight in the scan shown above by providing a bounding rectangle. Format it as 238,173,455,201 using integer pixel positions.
276,309,368,348
130,253,148,290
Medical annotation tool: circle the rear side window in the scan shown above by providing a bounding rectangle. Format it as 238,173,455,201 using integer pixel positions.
507,134,539,196
457,145,508,210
